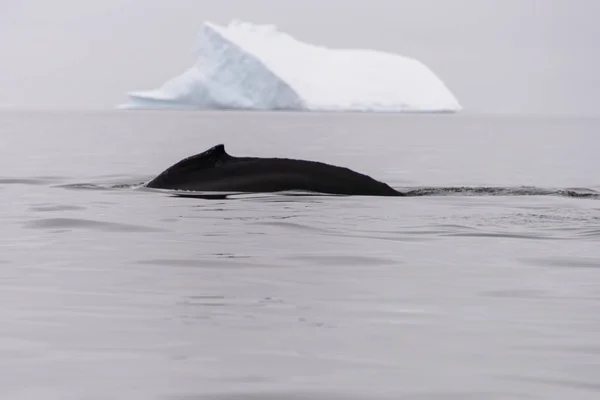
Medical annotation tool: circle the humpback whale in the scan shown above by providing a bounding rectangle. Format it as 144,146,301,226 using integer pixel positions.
146,144,404,197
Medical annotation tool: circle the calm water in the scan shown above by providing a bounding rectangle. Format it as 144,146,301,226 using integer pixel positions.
1,110,599,400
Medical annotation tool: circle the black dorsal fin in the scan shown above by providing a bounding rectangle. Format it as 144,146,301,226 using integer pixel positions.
149,144,230,184
170,144,229,171
146,144,232,188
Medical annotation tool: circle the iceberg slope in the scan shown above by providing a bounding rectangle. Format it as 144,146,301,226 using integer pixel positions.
120,20,461,112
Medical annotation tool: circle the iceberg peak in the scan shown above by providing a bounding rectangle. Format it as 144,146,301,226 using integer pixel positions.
119,20,461,112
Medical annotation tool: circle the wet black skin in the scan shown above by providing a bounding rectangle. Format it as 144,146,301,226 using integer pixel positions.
146,144,404,197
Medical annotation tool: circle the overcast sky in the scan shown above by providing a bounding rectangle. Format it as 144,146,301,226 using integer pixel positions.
1,0,598,115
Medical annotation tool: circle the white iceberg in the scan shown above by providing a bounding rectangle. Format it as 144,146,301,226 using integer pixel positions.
119,20,461,112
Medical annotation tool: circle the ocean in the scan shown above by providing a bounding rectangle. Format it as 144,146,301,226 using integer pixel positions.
1,110,599,400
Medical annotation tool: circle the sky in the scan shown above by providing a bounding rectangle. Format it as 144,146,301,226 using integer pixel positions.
1,0,598,115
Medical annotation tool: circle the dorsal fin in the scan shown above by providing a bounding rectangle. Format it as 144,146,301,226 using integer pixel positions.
158,144,230,175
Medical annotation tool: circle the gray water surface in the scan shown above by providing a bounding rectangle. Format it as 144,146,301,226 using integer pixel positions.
1,111,599,400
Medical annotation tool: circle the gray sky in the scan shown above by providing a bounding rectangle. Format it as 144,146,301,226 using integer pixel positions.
1,0,598,115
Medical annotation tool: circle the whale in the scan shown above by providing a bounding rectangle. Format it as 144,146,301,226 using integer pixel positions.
145,144,404,197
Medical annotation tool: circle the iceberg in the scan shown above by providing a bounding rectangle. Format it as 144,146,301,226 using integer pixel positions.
119,20,461,112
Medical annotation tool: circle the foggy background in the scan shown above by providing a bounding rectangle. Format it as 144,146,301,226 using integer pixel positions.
1,0,598,115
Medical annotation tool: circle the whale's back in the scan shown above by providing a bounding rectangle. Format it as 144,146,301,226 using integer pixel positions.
146,144,402,196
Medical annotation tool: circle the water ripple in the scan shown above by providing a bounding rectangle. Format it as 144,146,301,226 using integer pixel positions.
403,186,600,199
522,257,600,269
24,218,166,233
29,204,86,212
0,177,66,185
52,181,600,200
